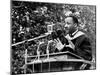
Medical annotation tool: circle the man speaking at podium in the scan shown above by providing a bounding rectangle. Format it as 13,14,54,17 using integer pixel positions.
54,15,92,64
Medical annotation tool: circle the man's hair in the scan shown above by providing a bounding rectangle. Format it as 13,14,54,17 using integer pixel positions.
65,15,79,25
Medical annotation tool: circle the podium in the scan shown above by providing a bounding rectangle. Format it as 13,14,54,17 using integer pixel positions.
12,37,93,74
24,51,93,73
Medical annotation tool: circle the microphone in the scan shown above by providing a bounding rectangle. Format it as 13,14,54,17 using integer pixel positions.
51,30,69,45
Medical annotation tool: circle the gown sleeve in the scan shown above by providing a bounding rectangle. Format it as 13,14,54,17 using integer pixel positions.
75,35,92,61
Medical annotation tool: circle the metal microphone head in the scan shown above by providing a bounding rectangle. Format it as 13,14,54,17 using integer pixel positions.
56,30,63,37
51,31,58,40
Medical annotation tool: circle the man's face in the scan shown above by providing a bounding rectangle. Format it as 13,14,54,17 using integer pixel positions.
64,17,76,33
64,17,74,29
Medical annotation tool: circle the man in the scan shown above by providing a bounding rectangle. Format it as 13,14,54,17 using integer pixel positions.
54,15,92,70
55,15,92,61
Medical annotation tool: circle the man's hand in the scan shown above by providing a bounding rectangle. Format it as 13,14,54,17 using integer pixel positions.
54,38,65,51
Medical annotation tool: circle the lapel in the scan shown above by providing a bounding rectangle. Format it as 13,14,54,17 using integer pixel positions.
65,31,85,40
